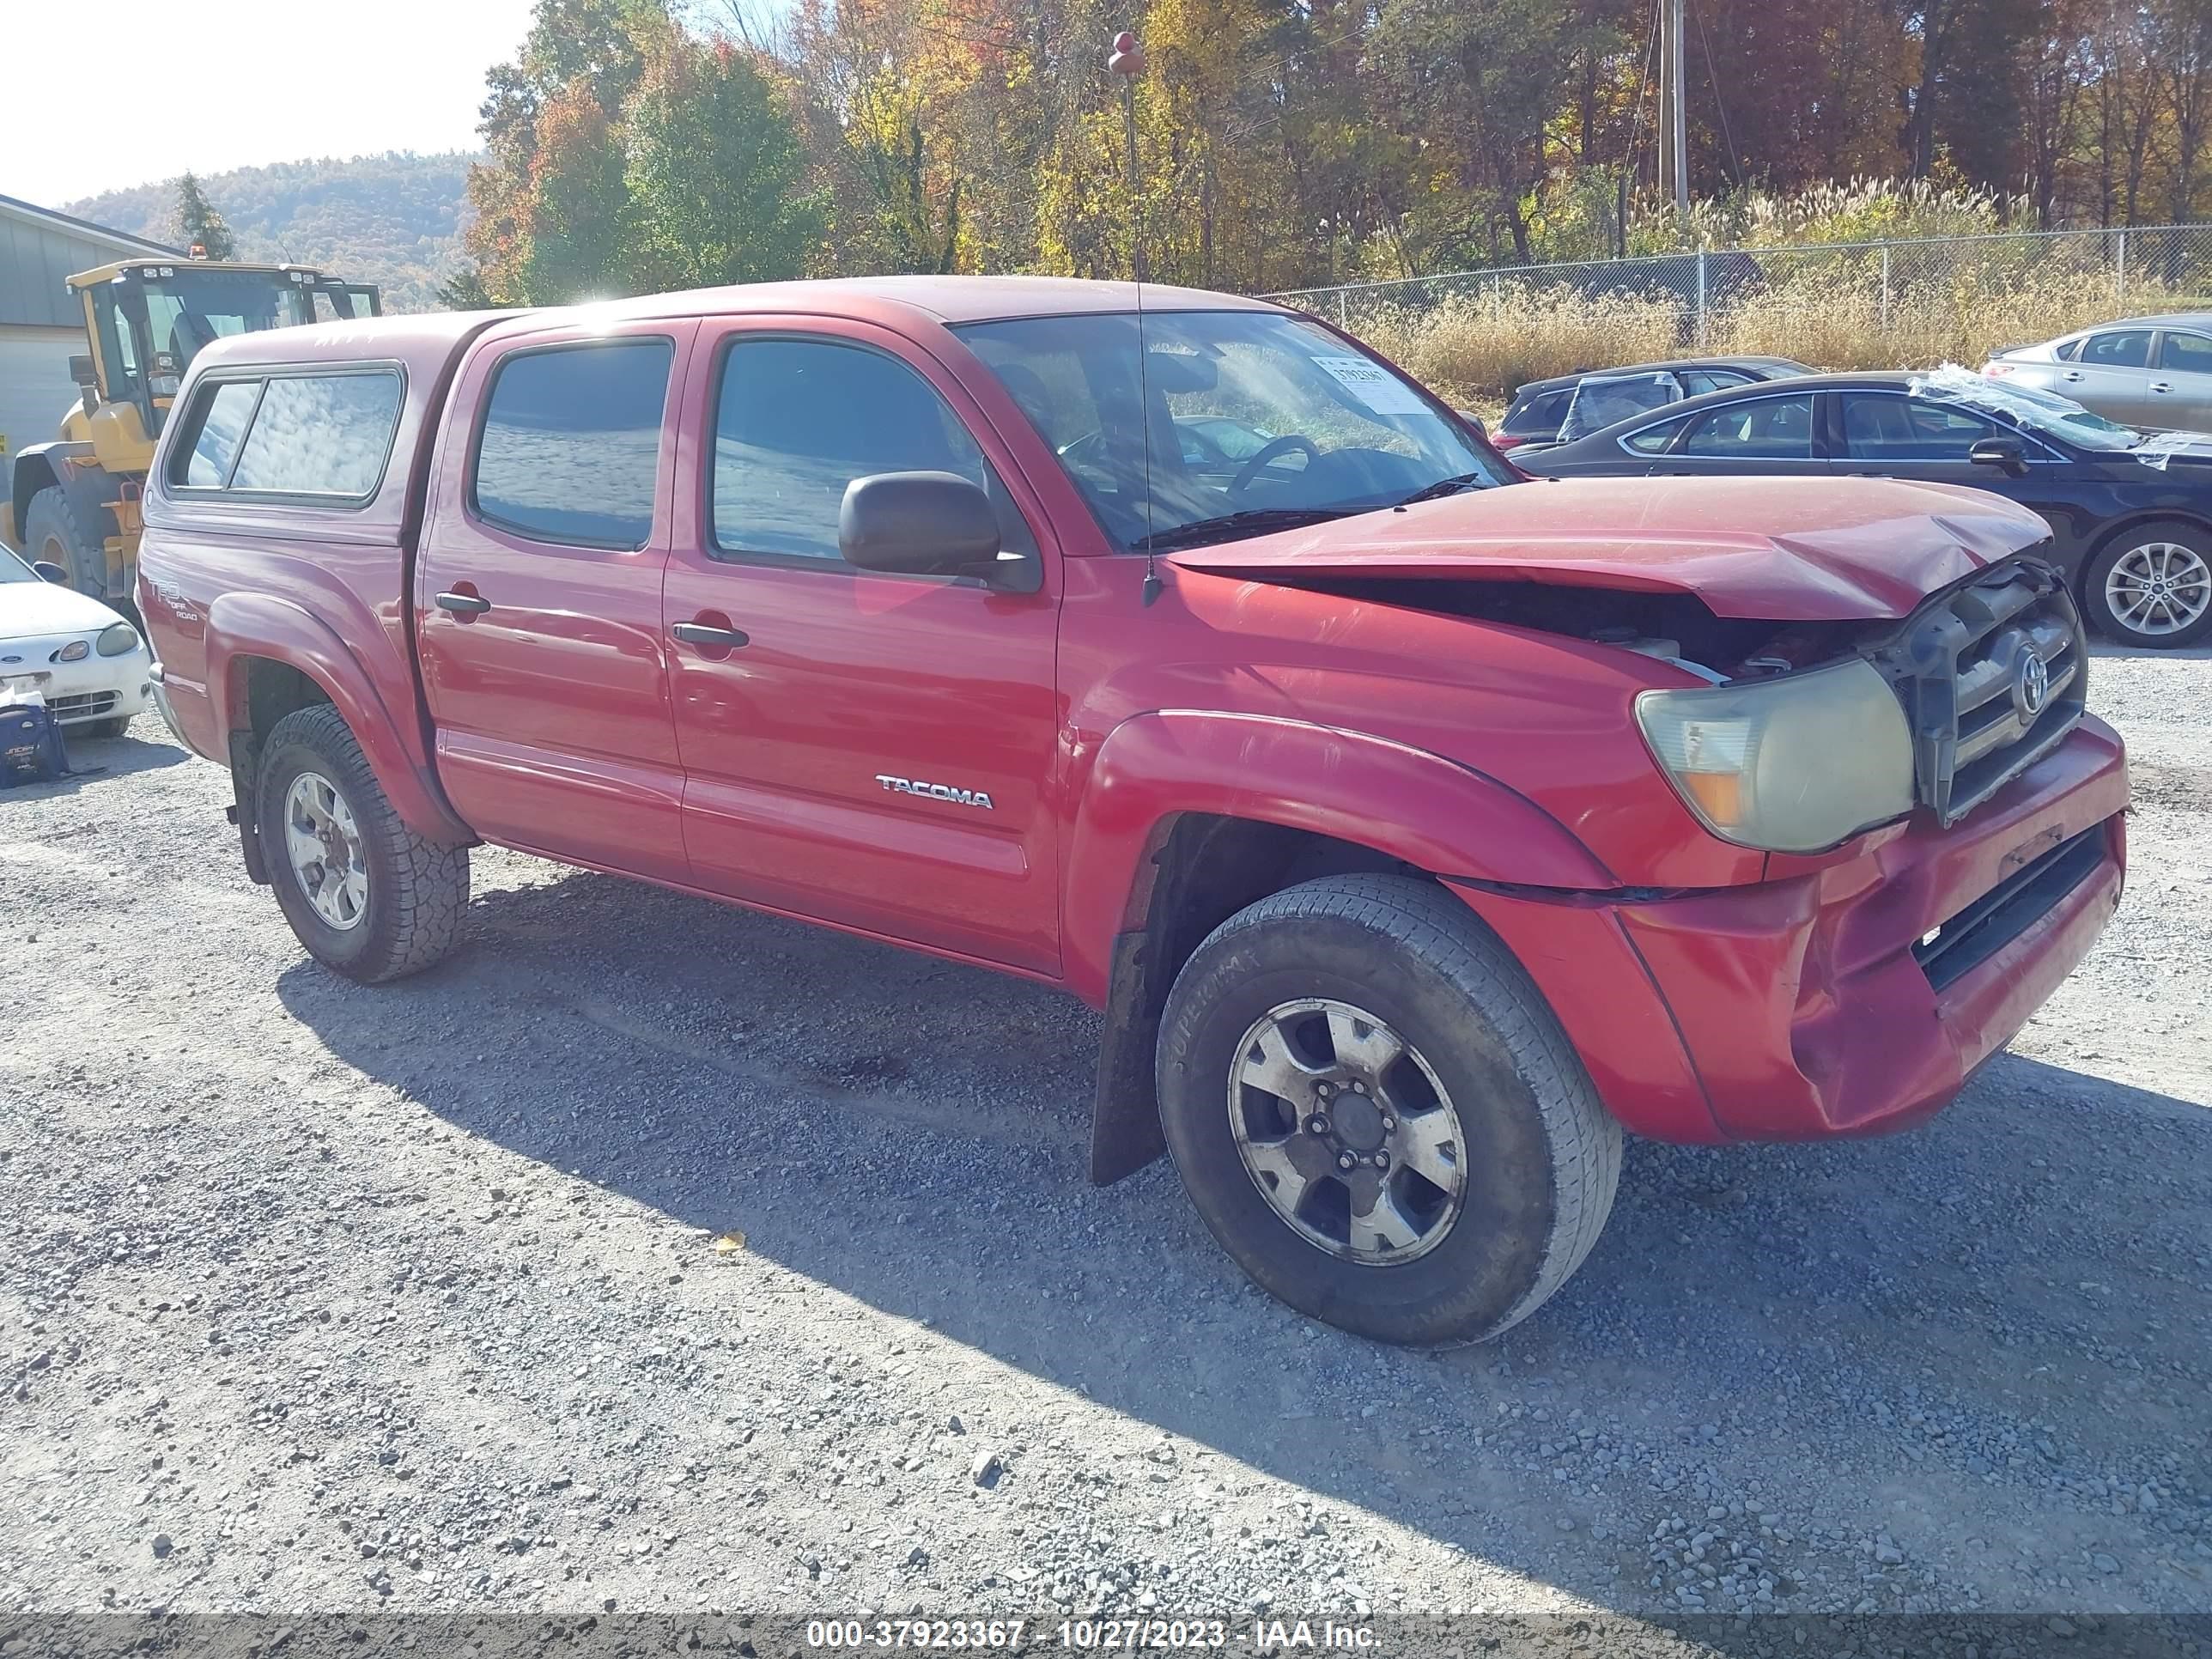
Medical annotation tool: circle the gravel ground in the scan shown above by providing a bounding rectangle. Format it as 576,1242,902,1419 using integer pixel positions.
2,646,2208,1646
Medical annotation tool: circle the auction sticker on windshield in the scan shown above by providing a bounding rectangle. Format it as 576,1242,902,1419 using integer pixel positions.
1310,355,1430,416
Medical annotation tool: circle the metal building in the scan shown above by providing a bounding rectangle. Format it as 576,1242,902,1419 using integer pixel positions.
0,191,177,496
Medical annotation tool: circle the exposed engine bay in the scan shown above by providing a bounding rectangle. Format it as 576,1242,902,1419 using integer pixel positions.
1283,574,1884,684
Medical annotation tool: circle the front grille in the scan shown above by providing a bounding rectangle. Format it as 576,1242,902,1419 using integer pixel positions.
1912,826,2106,991
48,691,119,720
1873,559,2086,827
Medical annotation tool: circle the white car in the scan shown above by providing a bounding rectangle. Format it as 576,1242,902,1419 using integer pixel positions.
0,551,153,738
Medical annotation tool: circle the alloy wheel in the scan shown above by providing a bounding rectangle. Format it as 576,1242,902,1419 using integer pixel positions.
2105,541,2212,636
1227,997,1467,1265
283,770,369,931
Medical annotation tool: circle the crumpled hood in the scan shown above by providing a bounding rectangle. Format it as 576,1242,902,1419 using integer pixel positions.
1164,475,2053,620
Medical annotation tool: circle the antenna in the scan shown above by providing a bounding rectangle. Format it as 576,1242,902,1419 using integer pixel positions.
1137,274,1163,605
1110,27,1162,606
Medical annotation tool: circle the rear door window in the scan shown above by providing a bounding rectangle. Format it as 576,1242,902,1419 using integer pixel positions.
1680,368,1753,396
2081,330,2151,369
472,339,675,549
1676,393,1815,459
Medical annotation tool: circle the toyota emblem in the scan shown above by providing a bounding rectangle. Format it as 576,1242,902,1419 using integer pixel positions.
2013,650,2051,720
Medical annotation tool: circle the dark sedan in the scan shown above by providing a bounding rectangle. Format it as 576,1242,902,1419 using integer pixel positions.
1521,368,2212,647
1494,355,1812,455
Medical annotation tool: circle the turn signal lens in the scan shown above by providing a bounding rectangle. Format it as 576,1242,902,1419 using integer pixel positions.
55,640,90,662
1635,659,1917,854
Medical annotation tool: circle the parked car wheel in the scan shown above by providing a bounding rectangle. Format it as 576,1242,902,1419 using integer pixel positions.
2082,520,2212,647
255,704,470,983
1155,872,1620,1346
72,716,131,740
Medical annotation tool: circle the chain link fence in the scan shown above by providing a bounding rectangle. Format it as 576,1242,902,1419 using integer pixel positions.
1266,224,2212,346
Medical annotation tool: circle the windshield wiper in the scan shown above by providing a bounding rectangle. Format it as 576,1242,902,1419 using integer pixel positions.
1395,471,1494,507
1133,506,1353,553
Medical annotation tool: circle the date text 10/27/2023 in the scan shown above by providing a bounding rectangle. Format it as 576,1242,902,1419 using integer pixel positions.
804,1619,1381,1650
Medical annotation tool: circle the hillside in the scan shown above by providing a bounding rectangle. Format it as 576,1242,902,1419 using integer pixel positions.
66,152,475,313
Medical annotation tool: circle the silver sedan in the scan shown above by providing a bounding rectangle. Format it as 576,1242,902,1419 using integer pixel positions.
1984,313,2212,430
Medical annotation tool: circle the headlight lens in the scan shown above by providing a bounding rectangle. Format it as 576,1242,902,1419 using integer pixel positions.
1634,658,1916,854
96,621,141,658
55,639,90,662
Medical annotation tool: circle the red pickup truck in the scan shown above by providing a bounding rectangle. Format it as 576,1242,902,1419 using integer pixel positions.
137,277,2126,1346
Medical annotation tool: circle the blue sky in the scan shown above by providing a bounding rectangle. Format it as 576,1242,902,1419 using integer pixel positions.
0,0,778,209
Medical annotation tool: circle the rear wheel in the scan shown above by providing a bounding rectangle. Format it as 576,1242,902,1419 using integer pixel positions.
23,486,108,601
1156,873,1620,1346
254,705,469,982
2081,522,2212,647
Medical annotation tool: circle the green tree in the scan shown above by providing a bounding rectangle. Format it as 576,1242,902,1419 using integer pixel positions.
173,173,238,259
626,36,823,286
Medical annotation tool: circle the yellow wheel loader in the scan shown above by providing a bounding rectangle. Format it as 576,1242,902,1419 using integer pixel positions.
3,259,380,611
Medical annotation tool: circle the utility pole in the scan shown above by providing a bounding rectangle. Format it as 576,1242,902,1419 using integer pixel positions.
1665,0,1688,213
1109,30,1149,282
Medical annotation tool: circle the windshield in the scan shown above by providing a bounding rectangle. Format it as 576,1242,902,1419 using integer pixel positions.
94,267,317,405
1909,366,2142,452
0,550,35,585
954,309,1504,550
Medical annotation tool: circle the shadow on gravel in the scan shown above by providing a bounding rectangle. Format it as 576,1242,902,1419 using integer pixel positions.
3,731,186,800
275,865,2212,1610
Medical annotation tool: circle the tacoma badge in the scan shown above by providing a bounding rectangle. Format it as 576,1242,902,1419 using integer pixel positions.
876,774,995,810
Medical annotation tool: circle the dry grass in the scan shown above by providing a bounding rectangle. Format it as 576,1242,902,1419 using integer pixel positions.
1350,270,2204,404
1355,289,1680,407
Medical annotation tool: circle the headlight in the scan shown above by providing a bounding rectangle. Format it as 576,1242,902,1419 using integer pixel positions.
56,639,90,662
1634,658,1916,854
96,621,141,658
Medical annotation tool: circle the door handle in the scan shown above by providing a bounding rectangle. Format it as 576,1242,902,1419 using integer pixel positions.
2062,370,2085,381
434,590,490,616
2151,381,2173,393
672,620,750,649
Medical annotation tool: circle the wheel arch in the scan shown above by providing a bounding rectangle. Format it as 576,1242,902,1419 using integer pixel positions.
1070,708,1617,1183
208,592,471,851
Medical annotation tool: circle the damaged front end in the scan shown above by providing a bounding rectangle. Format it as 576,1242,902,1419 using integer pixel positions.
1275,552,2087,857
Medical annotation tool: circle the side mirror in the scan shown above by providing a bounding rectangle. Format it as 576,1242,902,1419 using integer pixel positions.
68,353,99,416
1456,409,1489,440
1969,436,2027,475
32,561,70,585
840,471,1038,592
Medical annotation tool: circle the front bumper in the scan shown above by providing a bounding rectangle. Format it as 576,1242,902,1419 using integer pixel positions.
1452,716,2127,1143
2,648,155,727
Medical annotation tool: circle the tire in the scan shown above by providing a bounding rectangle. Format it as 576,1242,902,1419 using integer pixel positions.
254,704,469,983
2081,520,2212,647
73,716,130,740
22,486,110,601
1156,872,1620,1347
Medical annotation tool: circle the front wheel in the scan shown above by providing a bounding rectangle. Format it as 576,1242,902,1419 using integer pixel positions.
1155,873,1620,1347
255,705,469,983
2081,523,2212,647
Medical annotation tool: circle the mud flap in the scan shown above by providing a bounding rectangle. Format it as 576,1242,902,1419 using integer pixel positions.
228,729,270,884
1089,929,1170,1184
